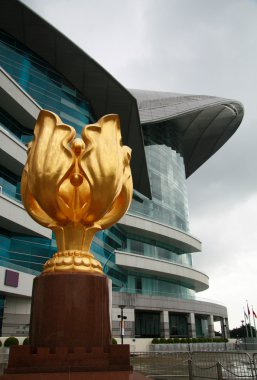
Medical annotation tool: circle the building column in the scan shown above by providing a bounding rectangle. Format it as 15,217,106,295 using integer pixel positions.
208,314,215,338
187,313,196,338
160,310,170,338
221,317,229,339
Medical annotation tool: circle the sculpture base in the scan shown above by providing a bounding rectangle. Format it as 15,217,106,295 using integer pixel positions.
1,273,145,379
4,344,131,374
29,273,111,349
1,370,151,379
4,273,132,379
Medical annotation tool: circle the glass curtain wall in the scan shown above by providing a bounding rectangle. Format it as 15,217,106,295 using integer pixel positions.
0,106,33,144
125,273,195,300
124,233,192,267
169,313,188,337
195,316,209,337
129,121,189,233
135,311,161,338
0,29,94,133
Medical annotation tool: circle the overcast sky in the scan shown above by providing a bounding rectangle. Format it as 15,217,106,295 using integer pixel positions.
22,0,257,330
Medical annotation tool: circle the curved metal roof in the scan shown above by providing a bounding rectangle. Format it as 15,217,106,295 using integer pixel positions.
131,89,244,177
1,0,151,198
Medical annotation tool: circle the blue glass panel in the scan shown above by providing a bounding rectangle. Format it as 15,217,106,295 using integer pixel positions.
129,122,189,233
0,106,32,143
0,30,95,130
0,228,54,274
121,273,195,300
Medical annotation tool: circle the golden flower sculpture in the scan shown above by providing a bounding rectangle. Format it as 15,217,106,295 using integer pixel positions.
21,110,133,274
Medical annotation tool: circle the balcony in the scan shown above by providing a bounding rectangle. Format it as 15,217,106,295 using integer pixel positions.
0,190,51,239
115,250,209,292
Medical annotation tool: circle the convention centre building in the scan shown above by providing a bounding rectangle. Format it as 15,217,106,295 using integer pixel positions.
0,0,244,345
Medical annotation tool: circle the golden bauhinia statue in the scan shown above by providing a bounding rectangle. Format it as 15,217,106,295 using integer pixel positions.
21,110,133,274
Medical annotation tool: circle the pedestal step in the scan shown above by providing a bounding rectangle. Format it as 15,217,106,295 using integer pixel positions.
5,344,131,374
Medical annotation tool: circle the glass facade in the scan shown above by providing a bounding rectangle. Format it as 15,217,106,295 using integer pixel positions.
195,316,209,337
0,228,55,275
129,122,189,232
169,313,188,337
124,120,195,298
124,272,195,299
123,233,192,267
135,311,161,338
0,163,21,203
0,29,94,133
0,29,197,305
0,106,33,144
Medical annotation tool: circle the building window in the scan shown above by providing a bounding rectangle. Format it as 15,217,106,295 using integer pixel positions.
169,313,188,337
135,311,160,338
195,316,209,337
136,278,142,293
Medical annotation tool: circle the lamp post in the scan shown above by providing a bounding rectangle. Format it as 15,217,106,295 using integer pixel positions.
223,323,227,351
187,322,191,352
118,305,127,344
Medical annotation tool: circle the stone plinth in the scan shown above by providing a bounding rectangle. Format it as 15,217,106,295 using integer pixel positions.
1,371,151,379
5,344,131,374
2,273,135,378
30,273,111,349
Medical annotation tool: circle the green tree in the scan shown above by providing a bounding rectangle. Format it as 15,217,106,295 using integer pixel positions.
230,324,256,338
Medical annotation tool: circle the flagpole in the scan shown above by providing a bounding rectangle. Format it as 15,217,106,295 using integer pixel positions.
244,308,249,337
247,300,253,338
252,306,257,338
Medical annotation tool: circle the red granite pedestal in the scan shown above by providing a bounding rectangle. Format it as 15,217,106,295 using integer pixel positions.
1,273,151,379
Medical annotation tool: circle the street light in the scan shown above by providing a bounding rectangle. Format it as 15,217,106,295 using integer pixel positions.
187,322,191,352
118,305,127,344
223,323,227,351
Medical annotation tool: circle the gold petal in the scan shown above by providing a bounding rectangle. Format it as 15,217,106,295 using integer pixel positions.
98,146,133,229
80,114,124,223
23,110,76,223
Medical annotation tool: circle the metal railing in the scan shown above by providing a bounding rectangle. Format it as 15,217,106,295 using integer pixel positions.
131,351,257,379
131,351,190,378
189,351,257,379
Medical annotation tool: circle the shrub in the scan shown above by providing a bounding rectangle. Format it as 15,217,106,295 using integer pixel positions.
173,338,180,343
180,338,187,343
198,337,208,343
167,338,174,344
4,337,19,347
159,338,167,344
112,337,117,345
152,338,160,344
23,337,29,345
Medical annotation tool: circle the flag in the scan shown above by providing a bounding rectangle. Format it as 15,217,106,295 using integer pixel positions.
246,302,253,337
253,308,257,319
244,309,248,320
